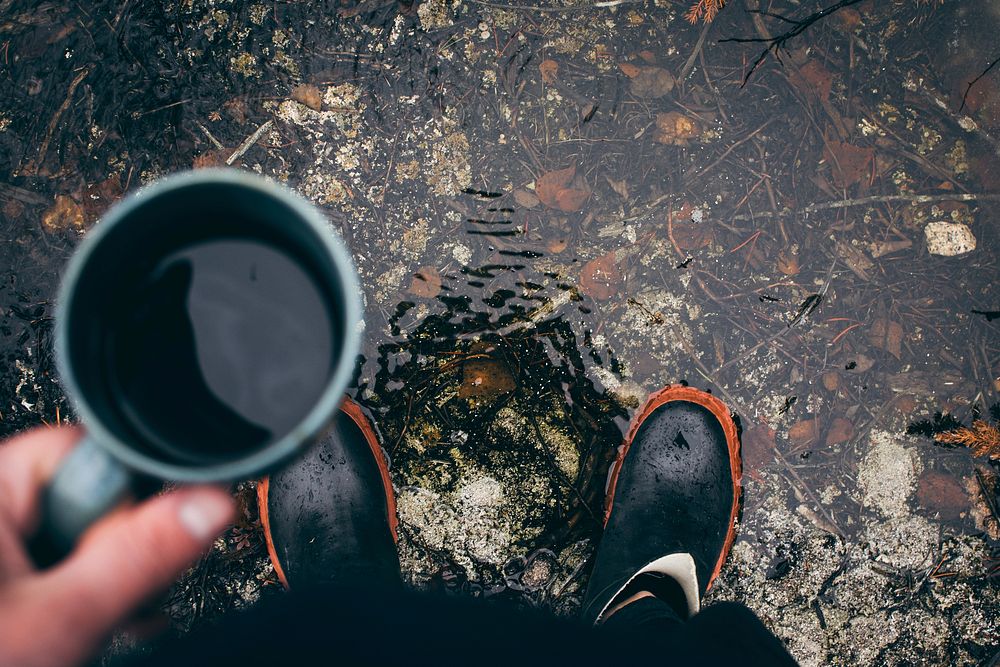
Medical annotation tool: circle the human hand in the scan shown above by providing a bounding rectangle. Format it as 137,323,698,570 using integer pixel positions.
0,426,235,667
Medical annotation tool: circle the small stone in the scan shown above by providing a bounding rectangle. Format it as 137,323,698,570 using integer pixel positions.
924,221,976,256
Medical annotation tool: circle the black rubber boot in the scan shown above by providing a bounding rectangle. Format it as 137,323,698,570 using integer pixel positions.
581,386,741,625
257,397,400,589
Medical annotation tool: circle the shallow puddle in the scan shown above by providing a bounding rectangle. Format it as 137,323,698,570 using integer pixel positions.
1,0,999,663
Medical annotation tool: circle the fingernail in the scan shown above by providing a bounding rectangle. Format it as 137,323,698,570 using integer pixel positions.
178,491,234,541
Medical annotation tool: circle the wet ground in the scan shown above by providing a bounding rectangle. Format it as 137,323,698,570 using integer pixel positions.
2,0,1000,663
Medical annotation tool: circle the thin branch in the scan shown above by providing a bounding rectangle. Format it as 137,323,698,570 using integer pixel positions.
226,120,273,166
465,0,640,11
21,66,91,176
730,192,1000,222
720,0,866,85
959,53,1000,113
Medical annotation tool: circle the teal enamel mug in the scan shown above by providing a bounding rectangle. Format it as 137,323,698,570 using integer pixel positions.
37,168,362,557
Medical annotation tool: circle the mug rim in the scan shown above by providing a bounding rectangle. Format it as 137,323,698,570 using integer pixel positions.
54,168,363,482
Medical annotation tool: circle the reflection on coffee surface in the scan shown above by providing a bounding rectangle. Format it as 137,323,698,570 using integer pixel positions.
106,239,334,464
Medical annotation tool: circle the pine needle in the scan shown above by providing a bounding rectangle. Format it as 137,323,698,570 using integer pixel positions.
935,420,1000,459
686,0,726,23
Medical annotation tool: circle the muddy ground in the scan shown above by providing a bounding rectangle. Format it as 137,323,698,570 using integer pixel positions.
1,0,999,664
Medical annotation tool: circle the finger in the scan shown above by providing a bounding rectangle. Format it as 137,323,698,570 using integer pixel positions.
0,426,82,535
37,486,234,655
0,512,32,581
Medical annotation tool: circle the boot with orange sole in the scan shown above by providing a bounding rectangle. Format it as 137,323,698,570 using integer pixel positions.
581,385,742,624
257,397,399,589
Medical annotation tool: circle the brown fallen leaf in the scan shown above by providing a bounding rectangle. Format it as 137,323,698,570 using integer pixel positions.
844,353,874,373
788,418,820,447
536,166,591,213
916,470,969,520
224,97,249,123
823,140,874,189
630,67,675,98
619,62,641,78
579,252,622,300
409,267,442,299
605,176,629,200
513,189,540,209
458,356,516,400
556,187,591,212
193,149,229,169
654,112,702,146
546,238,569,254
539,59,559,85
789,60,834,103
835,239,874,281
2,198,24,221
776,250,800,276
833,7,862,31
41,195,84,232
742,424,776,482
77,174,124,219
292,84,323,111
869,318,903,359
670,220,713,250
825,417,854,446
821,372,840,392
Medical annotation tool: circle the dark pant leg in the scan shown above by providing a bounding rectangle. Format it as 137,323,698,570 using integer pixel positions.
601,594,798,666
128,586,797,666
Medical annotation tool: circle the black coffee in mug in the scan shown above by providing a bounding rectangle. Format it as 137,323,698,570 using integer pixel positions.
105,238,335,464
36,169,361,559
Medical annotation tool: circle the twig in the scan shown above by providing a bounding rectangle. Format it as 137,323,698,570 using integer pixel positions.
22,66,91,175
227,120,273,166
730,192,1000,222
677,19,713,84
683,118,775,186
196,122,224,150
959,53,1000,113
133,99,191,119
466,0,640,11
721,0,866,85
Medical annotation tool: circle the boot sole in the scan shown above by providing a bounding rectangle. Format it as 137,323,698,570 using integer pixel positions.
604,385,742,592
257,396,399,589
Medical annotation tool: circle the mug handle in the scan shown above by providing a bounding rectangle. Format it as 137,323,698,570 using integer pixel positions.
30,435,131,567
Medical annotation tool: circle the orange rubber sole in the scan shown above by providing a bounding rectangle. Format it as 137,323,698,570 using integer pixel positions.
257,396,399,589
603,385,742,593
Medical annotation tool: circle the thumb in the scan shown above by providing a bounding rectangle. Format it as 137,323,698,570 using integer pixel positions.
37,487,234,659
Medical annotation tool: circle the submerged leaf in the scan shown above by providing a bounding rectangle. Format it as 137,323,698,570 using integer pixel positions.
539,59,559,85
459,357,516,399
579,252,622,300
823,140,874,189
537,166,591,212
629,67,675,98
409,267,442,298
